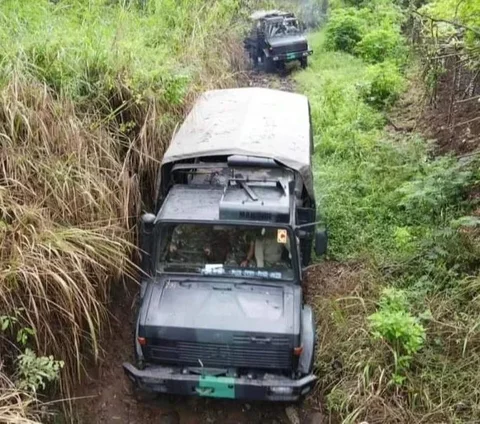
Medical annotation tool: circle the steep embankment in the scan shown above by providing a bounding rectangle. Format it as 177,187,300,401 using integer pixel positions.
297,4,480,423
0,0,249,421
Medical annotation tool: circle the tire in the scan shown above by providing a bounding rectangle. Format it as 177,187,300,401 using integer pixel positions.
300,57,308,69
254,54,262,69
264,57,275,73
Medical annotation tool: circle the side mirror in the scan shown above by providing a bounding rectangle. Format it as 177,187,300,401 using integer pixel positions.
314,229,328,256
140,213,156,274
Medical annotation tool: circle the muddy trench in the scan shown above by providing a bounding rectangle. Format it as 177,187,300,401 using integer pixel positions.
72,67,327,424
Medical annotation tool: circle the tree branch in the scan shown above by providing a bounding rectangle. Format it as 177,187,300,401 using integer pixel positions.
413,10,480,37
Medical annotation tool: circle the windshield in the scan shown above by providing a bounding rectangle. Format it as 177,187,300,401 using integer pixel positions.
157,223,295,281
266,19,300,37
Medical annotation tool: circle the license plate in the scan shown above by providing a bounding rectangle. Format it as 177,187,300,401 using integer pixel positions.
286,52,297,60
196,375,235,399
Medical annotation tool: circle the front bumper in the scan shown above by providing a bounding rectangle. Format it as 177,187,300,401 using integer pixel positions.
271,50,313,62
123,363,316,402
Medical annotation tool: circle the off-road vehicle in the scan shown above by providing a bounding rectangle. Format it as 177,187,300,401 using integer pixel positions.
244,10,313,72
123,87,327,401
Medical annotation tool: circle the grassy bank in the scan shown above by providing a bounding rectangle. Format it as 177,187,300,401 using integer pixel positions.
298,16,480,424
0,0,256,419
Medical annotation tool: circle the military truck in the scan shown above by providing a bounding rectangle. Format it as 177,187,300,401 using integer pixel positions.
244,10,312,72
123,88,327,402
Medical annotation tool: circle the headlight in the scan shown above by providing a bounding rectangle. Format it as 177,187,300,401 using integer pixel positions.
269,386,293,395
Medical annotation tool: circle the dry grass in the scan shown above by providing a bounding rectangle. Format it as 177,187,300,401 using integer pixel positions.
0,76,137,389
0,0,264,419
0,369,41,424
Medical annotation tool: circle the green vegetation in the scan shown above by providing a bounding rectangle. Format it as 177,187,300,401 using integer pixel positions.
324,9,365,54
297,0,480,420
0,0,478,421
0,0,256,420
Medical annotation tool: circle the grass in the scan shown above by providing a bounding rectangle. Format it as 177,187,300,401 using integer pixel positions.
297,31,480,423
0,0,478,421
0,0,258,418
0,369,42,424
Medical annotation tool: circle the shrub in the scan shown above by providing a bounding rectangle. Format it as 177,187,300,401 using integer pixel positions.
396,156,473,220
369,288,426,384
15,349,64,394
370,308,425,355
325,9,365,54
360,61,405,107
354,28,406,64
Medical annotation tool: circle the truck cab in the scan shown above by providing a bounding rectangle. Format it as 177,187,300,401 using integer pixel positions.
123,88,327,402
244,10,313,71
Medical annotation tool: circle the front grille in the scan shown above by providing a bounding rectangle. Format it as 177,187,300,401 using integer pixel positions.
272,42,307,55
146,337,292,370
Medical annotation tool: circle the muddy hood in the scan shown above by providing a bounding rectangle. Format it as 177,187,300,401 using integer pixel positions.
139,278,301,370
140,279,300,338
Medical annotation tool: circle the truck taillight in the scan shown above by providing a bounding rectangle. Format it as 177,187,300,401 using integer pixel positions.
137,337,147,346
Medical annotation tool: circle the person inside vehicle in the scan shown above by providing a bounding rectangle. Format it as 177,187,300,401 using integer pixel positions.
168,225,216,263
241,228,291,268
284,19,299,34
223,229,254,267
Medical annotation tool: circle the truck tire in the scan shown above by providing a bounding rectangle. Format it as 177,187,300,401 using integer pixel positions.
300,57,308,69
298,306,316,376
264,57,275,73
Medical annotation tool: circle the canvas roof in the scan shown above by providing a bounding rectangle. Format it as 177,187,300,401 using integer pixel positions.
249,10,289,20
162,88,314,197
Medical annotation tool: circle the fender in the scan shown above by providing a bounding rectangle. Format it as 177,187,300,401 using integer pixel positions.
298,305,316,375
134,280,150,363
263,48,272,58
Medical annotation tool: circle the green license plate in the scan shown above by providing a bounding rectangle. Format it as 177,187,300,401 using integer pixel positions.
196,375,235,399
286,52,297,60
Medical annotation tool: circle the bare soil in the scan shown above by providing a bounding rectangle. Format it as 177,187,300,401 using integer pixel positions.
388,62,480,157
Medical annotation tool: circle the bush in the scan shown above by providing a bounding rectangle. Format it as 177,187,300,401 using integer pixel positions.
360,61,405,107
15,349,64,394
396,157,473,219
354,28,406,64
325,9,364,54
369,288,426,384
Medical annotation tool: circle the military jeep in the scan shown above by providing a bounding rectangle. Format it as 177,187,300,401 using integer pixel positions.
244,10,313,72
123,88,327,402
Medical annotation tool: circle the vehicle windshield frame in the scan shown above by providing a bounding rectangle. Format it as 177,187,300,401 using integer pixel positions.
153,219,300,283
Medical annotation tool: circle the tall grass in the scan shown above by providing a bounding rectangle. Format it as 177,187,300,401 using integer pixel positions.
0,369,42,424
298,30,480,423
0,0,253,415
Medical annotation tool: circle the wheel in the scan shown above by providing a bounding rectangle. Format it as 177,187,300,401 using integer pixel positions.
264,57,275,73
300,57,308,69
254,54,262,69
